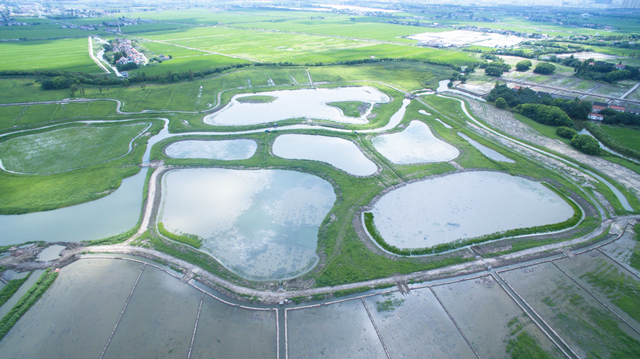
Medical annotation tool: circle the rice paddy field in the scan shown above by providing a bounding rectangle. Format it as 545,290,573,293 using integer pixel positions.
0,38,102,73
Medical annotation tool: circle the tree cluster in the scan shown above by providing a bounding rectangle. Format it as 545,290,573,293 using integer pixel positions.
533,62,556,74
514,103,573,127
600,108,640,126
571,134,601,155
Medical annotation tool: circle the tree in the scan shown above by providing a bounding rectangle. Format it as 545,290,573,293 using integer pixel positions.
495,97,508,109
447,81,453,88
460,76,468,83
516,60,532,71
485,66,504,77
534,62,556,75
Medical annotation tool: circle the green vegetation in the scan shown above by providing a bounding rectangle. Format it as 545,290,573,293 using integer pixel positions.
516,60,533,72
375,295,404,313
533,63,556,75
157,222,203,249
556,126,578,140
0,122,149,173
571,134,601,155
630,222,640,271
586,123,640,161
0,268,58,341
236,95,277,104
0,272,32,307
326,101,369,118
0,101,118,132
0,38,100,73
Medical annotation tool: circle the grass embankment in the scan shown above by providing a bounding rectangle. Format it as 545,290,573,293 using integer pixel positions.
0,268,58,341
0,122,149,173
157,223,203,249
326,101,369,118
236,95,276,103
0,272,32,307
0,119,163,214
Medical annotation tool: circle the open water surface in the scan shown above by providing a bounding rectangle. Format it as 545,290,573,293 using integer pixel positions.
165,139,257,160
372,121,459,164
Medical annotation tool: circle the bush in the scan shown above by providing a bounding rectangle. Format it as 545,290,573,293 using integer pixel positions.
516,60,532,71
571,134,601,155
495,97,508,109
534,62,556,74
556,126,578,139
157,223,202,248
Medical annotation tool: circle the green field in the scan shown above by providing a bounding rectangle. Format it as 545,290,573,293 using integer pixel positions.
601,125,640,153
326,101,368,117
0,18,105,40
0,122,149,173
0,38,101,73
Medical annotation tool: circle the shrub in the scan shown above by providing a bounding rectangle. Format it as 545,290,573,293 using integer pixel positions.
556,126,578,139
571,134,601,155
485,66,504,77
495,97,508,109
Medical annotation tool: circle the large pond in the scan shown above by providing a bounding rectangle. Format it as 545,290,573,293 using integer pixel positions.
372,121,459,164
370,171,574,249
204,87,390,126
272,134,377,176
159,168,336,280
458,132,515,163
165,139,257,160
0,169,147,246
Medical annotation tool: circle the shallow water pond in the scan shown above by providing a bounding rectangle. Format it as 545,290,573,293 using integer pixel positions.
0,168,147,246
272,134,377,176
36,245,66,262
372,121,459,164
458,132,515,163
371,171,574,249
204,87,389,126
159,168,336,280
165,139,257,160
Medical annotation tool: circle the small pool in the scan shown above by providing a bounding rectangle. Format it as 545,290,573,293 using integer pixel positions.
371,171,574,249
372,121,459,164
165,139,257,160
272,134,377,176
458,133,515,163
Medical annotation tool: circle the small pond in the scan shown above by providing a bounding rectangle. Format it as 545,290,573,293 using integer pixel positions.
370,171,574,249
458,132,515,163
165,139,257,160
159,168,336,280
36,245,66,262
372,121,459,164
204,87,390,126
0,169,147,246
272,134,377,176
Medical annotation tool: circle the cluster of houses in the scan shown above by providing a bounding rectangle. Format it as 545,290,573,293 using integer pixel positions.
0,20,30,26
60,24,95,31
510,85,640,121
588,102,640,120
111,37,147,66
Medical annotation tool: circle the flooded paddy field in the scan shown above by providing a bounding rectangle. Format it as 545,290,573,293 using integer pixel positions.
165,139,257,160
190,296,276,359
287,299,387,359
371,171,574,249
272,134,377,176
0,168,147,246
500,262,640,358
204,87,390,126
0,260,143,358
103,265,201,359
362,288,476,358
159,168,336,280
554,251,640,333
432,276,562,358
600,231,640,278
458,132,515,163
371,121,459,164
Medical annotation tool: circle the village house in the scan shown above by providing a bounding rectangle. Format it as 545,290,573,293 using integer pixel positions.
588,113,604,121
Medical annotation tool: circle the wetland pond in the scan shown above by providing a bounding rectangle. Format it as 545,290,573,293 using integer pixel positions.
458,132,515,163
165,139,257,160
159,168,336,280
371,171,574,249
272,134,377,176
204,87,389,126
372,121,459,164
0,169,147,246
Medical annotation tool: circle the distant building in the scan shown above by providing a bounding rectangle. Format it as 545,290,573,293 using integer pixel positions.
592,105,607,113
588,113,604,121
627,107,640,115
614,64,626,70
610,105,626,112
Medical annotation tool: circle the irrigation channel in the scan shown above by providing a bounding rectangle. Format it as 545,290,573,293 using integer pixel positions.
1,80,640,358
